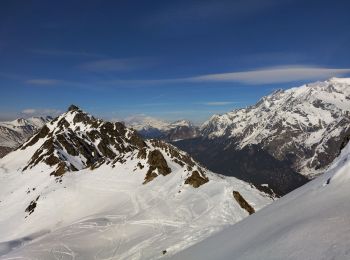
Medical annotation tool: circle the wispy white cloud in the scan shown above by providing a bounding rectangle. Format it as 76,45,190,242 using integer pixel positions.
21,109,37,114
188,65,350,84
24,78,93,89
31,49,105,58
21,108,61,117
80,58,157,72
198,101,239,106
26,79,60,85
21,65,350,89
100,65,350,86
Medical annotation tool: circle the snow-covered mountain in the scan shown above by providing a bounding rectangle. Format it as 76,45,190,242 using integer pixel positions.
0,105,272,259
0,116,51,158
172,135,350,260
176,78,350,195
124,115,200,141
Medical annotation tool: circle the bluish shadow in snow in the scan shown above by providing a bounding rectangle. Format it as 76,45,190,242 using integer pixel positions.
0,230,50,256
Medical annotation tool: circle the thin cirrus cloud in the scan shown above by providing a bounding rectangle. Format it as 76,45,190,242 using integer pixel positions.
25,79,61,85
31,49,106,58
80,58,157,72
188,65,350,84
21,108,61,117
23,65,350,88
198,101,238,106
24,79,92,89
102,65,350,86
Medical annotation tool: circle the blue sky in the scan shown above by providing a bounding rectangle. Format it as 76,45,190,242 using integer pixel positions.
1,0,350,123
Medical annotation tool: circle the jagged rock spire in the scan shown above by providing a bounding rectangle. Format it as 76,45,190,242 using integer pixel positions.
68,105,80,112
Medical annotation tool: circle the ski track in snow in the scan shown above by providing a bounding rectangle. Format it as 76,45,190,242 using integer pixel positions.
0,167,269,260
171,142,350,260
0,109,272,260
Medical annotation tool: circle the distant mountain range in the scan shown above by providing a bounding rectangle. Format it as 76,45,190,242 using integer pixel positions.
0,116,51,158
176,78,350,195
0,105,272,259
124,116,200,141
1,78,350,259
2,78,349,197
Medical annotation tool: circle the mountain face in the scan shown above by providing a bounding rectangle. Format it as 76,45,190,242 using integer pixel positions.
172,135,350,260
0,105,272,259
176,78,350,195
0,116,51,158
125,116,200,141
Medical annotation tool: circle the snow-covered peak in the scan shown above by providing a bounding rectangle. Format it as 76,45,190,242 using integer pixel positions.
0,116,51,156
200,78,350,177
170,120,193,127
0,106,273,259
327,77,350,84
123,115,171,131
16,105,146,175
124,115,199,141
1,116,51,128
124,115,197,132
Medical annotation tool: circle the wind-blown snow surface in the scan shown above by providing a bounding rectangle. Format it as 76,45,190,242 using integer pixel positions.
0,108,272,259
172,142,350,260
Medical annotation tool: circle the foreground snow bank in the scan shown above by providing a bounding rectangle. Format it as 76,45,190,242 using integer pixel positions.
172,143,350,260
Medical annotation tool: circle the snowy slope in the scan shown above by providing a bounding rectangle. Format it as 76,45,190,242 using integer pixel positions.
0,116,51,157
200,78,350,177
0,106,272,259
172,140,350,260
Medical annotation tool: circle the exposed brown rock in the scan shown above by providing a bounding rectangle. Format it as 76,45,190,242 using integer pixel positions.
50,162,67,176
129,131,147,149
45,154,60,166
150,139,196,169
184,170,209,188
137,148,147,159
73,112,93,125
68,104,80,112
57,134,78,156
143,150,171,184
97,141,116,159
147,150,171,176
137,162,144,169
25,196,40,215
232,190,255,215
21,125,50,149
0,146,13,158
143,171,158,184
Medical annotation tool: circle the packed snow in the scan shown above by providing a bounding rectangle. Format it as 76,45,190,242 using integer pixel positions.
0,109,272,259
172,141,350,260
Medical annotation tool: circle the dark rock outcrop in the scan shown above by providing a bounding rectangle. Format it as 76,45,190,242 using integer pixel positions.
185,170,209,188
144,150,171,184
232,191,255,215
25,196,40,215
